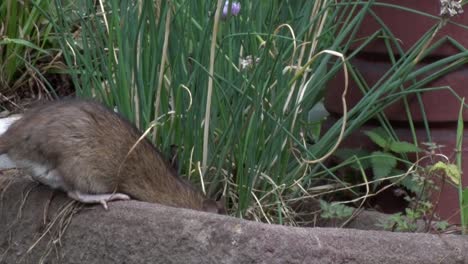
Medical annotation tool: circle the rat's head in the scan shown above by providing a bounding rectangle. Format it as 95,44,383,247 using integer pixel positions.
202,197,226,214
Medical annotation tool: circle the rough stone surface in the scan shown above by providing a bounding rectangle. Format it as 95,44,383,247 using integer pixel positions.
1,177,467,264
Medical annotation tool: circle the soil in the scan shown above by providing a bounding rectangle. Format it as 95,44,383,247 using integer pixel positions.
0,63,75,113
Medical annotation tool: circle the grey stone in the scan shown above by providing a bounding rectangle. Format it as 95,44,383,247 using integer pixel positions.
0,177,467,264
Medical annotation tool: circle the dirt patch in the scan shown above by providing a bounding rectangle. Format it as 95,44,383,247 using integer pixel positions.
1,65,75,113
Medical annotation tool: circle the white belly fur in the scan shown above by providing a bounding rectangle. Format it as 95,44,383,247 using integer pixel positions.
0,115,22,169
0,115,22,134
14,159,66,190
0,154,16,169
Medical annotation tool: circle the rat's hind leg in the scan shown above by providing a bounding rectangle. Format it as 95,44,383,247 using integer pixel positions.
67,190,130,210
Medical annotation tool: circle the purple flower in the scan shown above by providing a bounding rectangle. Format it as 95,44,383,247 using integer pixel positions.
222,1,241,19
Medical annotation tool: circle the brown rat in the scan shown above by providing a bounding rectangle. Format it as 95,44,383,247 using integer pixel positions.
0,99,223,213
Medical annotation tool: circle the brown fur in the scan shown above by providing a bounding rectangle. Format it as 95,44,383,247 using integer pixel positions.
0,99,222,213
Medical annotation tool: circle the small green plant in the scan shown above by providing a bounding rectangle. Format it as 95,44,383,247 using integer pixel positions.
428,157,466,233
434,220,450,231
374,141,466,233
378,207,450,233
429,161,461,187
319,200,354,220
334,128,450,232
378,212,417,232
364,128,422,190
335,127,422,193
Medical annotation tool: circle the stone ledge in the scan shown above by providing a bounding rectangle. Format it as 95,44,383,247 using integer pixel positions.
1,178,467,264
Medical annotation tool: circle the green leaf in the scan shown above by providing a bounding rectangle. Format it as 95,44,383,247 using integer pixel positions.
319,200,354,219
364,129,388,149
429,161,461,185
0,37,50,55
377,212,418,232
434,221,449,231
371,151,397,180
397,171,423,194
389,141,421,153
